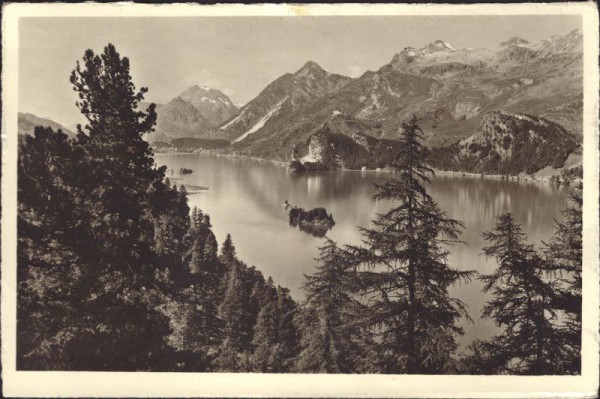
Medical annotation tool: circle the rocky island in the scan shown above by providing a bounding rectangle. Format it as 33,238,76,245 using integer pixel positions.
287,205,335,237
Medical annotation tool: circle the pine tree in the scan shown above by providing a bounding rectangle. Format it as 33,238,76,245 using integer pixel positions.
179,208,224,362
543,183,583,374
239,265,266,349
215,262,249,371
69,44,164,266
18,44,179,370
348,116,474,374
220,233,237,267
151,180,190,277
275,286,299,372
295,238,362,373
18,127,88,369
250,279,281,372
470,213,565,374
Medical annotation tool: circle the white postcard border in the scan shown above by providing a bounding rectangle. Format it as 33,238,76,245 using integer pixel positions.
2,2,598,397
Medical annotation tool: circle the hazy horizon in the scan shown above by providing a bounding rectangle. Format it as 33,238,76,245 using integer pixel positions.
19,15,581,128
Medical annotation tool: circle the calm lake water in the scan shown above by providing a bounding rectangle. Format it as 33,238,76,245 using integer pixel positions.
155,152,571,348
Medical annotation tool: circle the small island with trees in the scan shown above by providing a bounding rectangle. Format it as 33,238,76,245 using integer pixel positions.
286,205,335,237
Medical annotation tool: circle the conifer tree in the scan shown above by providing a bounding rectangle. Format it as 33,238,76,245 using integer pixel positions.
18,127,88,369
220,234,237,267
18,44,181,370
240,265,266,349
348,116,474,374
180,208,224,360
69,43,164,265
275,286,299,371
469,213,565,374
543,183,583,374
295,238,362,373
215,262,249,371
250,278,281,372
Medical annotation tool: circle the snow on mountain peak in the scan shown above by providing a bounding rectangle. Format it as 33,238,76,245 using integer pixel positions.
424,40,456,53
500,37,530,47
443,41,455,50
174,84,239,127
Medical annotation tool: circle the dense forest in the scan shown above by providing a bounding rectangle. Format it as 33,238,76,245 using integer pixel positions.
17,44,582,374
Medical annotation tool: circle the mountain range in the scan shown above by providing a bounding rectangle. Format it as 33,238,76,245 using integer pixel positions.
18,112,75,137
143,86,239,143
20,29,583,177
225,29,582,171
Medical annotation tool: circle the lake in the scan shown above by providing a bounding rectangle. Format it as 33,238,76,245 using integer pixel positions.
155,152,571,348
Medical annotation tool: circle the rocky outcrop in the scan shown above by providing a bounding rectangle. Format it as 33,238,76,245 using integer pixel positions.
303,131,338,169
430,111,578,175
287,116,403,172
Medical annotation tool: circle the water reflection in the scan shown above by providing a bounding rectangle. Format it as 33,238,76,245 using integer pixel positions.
155,153,570,348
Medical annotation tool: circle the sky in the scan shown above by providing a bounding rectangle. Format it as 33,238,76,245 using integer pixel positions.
19,15,581,128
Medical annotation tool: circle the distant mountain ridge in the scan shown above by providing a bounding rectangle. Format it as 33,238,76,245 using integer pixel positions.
220,61,352,142
144,86,239,143
24,29,583,177
226,29,582,176
18,112,75,137
179,85,239,127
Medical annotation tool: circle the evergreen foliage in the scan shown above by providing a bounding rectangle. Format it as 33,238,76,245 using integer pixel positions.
295,238,363,373
347,116,475,374
18,44,182,370
215,262,248,371
16,43,583,376
220,233,237,267
249,278,298,372
543,184,583,373
466,213,568,374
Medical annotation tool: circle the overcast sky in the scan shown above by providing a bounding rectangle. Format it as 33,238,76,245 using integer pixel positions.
19,15,581,128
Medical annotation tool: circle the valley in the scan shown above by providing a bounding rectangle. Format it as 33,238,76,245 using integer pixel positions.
155,29,582,181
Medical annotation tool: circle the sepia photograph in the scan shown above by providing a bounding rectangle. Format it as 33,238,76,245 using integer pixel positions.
2,2,599,397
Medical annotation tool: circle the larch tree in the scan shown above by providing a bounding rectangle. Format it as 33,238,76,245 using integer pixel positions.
275,286,299,372
215,262,248,371
469,213,565,375
543,183,583,374
250,278,280,372
348,116,474,374
295,238,362,373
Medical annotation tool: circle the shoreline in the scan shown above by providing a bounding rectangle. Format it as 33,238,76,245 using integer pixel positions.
154,150,580,187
